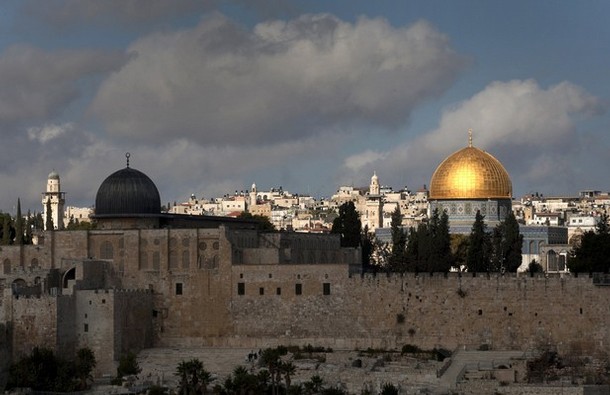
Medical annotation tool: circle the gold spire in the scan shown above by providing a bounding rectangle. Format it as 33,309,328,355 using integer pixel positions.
468,128,473,147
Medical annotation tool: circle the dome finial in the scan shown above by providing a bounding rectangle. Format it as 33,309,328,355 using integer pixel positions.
126,152,131,168
468,128,473,147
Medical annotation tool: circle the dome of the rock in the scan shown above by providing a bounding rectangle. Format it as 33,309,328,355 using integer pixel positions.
429,146,512,200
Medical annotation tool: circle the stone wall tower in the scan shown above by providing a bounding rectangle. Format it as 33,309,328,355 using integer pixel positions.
42,170,65,230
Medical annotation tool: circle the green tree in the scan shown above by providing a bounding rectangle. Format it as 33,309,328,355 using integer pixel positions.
238,211,275,231
260,348,282,395
25,210,33,244
34,211,44,230
428,209,452,272
66,219,96,230
491,211,523,272
404,226,419,272
331,202,361,248
388,206,407,272
14,198,23,245
304,374,324,394
380,383,400,395
450,234,469,271
360,225,375,272
176,358,212,395
528,259,544,274
6,346,85,392
1,214,11,245
568,213,610,273
45,199,54,230
75,348,96,390
466,211,492,272
280,361,296,389
115,351,141,383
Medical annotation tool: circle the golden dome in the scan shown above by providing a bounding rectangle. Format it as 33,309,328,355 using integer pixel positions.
429,144,512,200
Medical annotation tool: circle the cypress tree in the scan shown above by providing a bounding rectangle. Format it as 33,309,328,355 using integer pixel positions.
388,206,407,272
466,211,491,272
15,198,23,245
500,211,523,272
331,202,361,248
404,226,419,272
1,216,10,245
433,209,453,272
45,200,54,231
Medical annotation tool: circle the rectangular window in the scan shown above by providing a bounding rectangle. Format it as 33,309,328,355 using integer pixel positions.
175,283,183,295
276,287,281,295
323,283,331,295
238,282,245,295
84,324,89,333
295,283,302,295
259,287,264,295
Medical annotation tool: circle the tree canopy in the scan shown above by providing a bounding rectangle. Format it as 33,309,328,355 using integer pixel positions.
331,201,361,248
568,213,610,273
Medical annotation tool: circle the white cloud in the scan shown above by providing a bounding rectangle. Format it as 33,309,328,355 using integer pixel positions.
342,79,605,194
90,13,466,145
344,150,387,172
27,122,74,144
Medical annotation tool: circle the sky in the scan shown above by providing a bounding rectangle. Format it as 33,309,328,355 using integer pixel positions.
1,0,609,214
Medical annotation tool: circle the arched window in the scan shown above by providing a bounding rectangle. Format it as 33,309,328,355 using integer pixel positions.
547,250,558,272
169,250,178,270
152,252,160,270
63,267,76,288
528,240,536,254
182,250,190,269
139,251,148,270
100,241,114,259
3,259,10,275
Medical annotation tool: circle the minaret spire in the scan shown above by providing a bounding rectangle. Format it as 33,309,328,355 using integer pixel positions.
126,152,131,168
468,128,473,147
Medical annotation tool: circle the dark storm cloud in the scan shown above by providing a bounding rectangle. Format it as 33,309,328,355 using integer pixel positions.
89,13,467,145
0,45,127,126
20,0,217,29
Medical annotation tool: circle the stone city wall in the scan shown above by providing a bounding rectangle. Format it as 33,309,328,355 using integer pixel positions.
224,272,610,353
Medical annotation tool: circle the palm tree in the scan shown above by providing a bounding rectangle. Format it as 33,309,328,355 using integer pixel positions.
304,374,323,395
260,349,282,395
280,361,296,389
176,359,213,395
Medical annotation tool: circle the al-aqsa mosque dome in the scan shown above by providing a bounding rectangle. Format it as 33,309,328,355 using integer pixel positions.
429,131,513,233
93,153,161,229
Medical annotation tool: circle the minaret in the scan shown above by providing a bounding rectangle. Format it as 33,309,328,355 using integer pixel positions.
370,171,380,195
42,170,66,230
365,172,383,231
249,183,257,210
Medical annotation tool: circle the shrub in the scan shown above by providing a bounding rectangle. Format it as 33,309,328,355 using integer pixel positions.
401,344,422,354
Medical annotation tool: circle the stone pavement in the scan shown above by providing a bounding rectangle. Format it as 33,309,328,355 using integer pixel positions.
435,349,526,393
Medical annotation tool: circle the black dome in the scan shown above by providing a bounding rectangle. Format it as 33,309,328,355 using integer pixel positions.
95,167,161,216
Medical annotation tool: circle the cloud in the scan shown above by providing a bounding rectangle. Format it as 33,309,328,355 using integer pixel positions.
27,122,74,144
90,13,467,145
21,0,216,29
340,79,605,194
0,45,127,126
344,150,387,173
